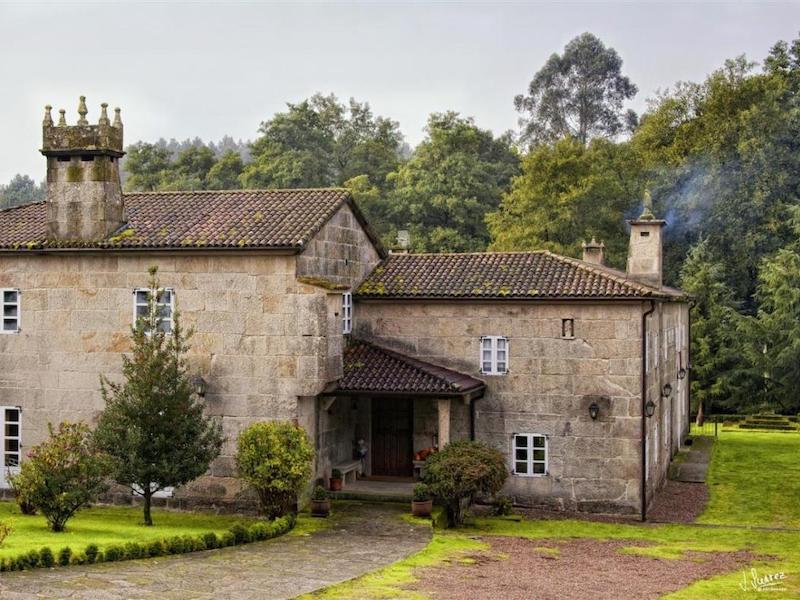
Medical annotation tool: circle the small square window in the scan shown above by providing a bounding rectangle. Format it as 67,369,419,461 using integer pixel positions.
133,288,174,334
512,433,548,477
561,318,574,339
480,336,509,375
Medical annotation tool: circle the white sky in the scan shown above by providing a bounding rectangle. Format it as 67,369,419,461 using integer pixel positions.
1,1,799,183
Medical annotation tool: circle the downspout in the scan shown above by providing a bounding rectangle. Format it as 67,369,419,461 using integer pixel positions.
687,300,696,432
640,299,656,522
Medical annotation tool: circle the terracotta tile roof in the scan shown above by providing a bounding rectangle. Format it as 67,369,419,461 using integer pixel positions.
0,189,355,250
356,251,676,300
326,340,485,397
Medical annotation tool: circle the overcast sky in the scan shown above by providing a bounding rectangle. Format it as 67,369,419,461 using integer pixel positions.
1,1,799,183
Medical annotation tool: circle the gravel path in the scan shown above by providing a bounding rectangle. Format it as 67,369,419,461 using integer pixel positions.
0,503,431,600
414,536,757,600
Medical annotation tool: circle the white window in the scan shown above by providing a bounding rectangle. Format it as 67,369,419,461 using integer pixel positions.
342,292,353,334
513,433,548,476
480,336,508,375
1,289,20,333
133,288,174,334
1,407,21,489
561,318,575,339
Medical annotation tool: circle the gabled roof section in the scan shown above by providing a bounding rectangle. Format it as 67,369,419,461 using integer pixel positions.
0,189,384,254
356,251,684,300
322,340,485,399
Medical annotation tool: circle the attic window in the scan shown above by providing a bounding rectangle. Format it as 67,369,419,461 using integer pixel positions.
640,231,650,238
561,318,575,339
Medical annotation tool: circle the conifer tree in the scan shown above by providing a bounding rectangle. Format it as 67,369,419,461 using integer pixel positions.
95,267,223,526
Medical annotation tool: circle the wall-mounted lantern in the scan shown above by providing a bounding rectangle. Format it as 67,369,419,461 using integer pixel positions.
661,383,672,398
677,367,687,380
588,402,600,421
645,399,657,418
191,376,207,398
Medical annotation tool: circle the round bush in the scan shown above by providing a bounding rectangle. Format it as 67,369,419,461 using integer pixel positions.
423,440,508,526
235,422,314,519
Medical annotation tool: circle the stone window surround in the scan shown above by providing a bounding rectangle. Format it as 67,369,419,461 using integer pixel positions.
561,318,575,339
480,335,508,375
133,287,175,335
512,433,548,477
342,292,353,335
0,406,21,489
1,288,20,334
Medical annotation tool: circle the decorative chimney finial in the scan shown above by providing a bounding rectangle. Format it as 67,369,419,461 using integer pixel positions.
43,105,53,127
58,109,67,126
639,189,656,220
113,107,123,128
99,102,110,126
77,95,88,125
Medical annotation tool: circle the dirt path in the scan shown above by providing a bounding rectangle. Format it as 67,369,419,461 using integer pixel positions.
0,503,431,600
414,536,757,600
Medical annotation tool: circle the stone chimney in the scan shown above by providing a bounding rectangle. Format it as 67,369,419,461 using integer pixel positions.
581,238,605,265
41,97,126,240
389,229,410,255
626,190,666,288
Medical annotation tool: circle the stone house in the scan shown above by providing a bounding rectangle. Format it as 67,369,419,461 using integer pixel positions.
0,100,690,518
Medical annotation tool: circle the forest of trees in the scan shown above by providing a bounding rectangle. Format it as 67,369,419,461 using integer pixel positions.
3,32,800,416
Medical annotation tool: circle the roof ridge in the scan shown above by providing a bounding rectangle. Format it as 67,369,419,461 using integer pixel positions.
386,250,548,258
551,252,658,295
124,187,350,196
0,200,46,214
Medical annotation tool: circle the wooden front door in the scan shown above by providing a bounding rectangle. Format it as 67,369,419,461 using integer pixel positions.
371,398,413,477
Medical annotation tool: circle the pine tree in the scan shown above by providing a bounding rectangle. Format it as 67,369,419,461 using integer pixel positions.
95,267,224,526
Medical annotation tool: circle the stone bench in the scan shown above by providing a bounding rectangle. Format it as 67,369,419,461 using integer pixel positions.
333,460,362,488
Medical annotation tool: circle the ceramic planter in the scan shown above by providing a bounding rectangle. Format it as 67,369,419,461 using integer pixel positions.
329,478,343,492
411,499,433,517
311,499,331,517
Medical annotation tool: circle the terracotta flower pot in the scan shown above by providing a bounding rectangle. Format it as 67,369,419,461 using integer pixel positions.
329,477,343,492
311,500,330,517
412,499,433,517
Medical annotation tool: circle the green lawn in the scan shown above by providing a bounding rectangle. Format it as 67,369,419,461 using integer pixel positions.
0,503,255,560
699,431,800,528
308,431,800,599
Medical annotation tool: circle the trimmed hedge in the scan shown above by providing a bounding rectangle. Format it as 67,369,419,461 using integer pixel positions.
0,514,295,572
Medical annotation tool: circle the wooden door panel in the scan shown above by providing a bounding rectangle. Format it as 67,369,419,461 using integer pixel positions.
371,398,413,476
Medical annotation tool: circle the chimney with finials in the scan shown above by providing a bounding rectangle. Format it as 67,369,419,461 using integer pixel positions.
581,237,605,265
626,190,666,288
41,96,126,240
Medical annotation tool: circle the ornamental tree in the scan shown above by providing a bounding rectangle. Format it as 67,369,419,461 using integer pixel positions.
423,440,508,527
94,266,224,526
9,422,110,532
235,421,314,519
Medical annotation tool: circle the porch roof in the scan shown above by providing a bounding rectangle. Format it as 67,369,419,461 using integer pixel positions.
321,340,486,400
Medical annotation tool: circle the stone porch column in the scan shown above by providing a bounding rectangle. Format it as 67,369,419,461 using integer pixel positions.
437,398,451,448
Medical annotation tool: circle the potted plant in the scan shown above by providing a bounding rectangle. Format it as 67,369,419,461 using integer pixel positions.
329,468,343,492
412,483,433,517
310,485,330,517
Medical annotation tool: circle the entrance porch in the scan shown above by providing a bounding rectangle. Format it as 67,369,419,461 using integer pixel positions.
316,340,486,489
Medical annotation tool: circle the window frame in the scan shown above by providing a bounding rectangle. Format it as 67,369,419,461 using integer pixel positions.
0,406,22,489
1,288,21,334
342,292,353,335
480,335,509,375
512,433,548,477
133,287,175,335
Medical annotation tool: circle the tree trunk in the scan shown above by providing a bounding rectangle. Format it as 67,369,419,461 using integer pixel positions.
143,491,153,526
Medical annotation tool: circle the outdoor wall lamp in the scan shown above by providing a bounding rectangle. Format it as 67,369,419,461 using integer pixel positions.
589,402,600,421
191,376,207,398
677,367,687,380
661,383,673,398
645,399,657,418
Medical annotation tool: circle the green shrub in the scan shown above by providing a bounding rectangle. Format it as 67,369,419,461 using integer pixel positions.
492,495,514,516
331,468,343,479
23,549,40,569
147,540,166,557
423,440,508,527
8,422,111,532
202,532,219,549
103,545,124,562
124,542,146,560
229,523,251,545
70,552,86,566
413,483,431,502
221,531,236,547
235,421,314,519
8,475,37,515
84,543,100,564
39,547,55,568
311,485,328,502
165,536,186,554
57,547,72,566
0,520,12,546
